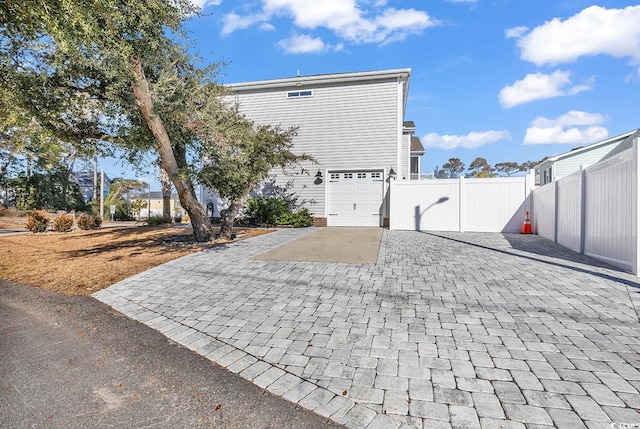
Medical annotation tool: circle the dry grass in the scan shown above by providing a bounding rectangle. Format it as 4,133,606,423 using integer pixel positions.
0,223,272,296
0,209,26,229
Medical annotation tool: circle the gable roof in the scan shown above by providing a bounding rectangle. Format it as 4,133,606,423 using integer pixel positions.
227,68,411,91
411,136,425,155
541,129,639,164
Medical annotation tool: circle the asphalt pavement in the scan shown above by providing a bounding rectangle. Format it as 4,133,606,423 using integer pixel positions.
0,280,344,429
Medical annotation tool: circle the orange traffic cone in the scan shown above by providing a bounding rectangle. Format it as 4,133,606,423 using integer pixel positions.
521,210,532,234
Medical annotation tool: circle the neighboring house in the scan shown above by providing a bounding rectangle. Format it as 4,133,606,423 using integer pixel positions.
536,130,639,186
72,170,111,202
140,192,182,218
402,120,426,180
201,68,423,227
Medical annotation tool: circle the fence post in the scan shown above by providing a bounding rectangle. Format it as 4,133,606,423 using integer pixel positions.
579,166,586,254
553,179,559,244
633,138,640,275
459,176,465,232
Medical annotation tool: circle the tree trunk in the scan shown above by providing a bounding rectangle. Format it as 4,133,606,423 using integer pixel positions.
130,57,212,241
219,187,253,240
160,163,172,223
220,201,241,240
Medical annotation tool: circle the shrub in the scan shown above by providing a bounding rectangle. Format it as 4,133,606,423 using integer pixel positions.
53,214,74,232
245,197,290,226
25,210,50,233
77,213,102,230
146,216,165,226
277,208,313,227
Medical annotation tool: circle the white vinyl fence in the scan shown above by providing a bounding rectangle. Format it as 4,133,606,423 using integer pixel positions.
390,172,535,233
531,137,640,274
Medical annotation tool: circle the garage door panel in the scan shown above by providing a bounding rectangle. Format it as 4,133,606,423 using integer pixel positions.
328,170,383,227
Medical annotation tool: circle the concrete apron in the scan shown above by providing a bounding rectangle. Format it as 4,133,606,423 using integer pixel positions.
253,227,383,264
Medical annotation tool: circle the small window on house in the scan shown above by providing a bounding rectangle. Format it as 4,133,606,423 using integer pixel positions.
357,173,366,179
372,172,381,179
330,173,339,180
344,173,353,179
287,90,313,98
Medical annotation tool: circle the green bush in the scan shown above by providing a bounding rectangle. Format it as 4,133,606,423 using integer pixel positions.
245,197,290,226
53,214,74,232
146,216,165,226
25,210,50,233
277,208,313,227
77,213,102,230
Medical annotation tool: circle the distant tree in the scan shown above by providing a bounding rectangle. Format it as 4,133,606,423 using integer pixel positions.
434,166,449,179
105,179,148,220
495,161,521,177
519,158,547,172
467,157,496,178
442,157,465,178
130,199,148,221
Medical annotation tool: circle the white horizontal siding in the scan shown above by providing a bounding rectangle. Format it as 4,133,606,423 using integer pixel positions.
555,143,618,178
227,79,400,218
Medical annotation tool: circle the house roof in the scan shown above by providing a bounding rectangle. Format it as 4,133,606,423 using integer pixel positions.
227,68,411,91
411,136,425,155
538,129,639,166
600,129,640,161
403,120,416,129
149,192,179,200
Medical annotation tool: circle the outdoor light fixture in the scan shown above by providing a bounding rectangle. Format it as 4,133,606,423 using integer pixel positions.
314,170,323,185
388,168,397,180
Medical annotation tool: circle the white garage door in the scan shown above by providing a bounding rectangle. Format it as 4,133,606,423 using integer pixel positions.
328,171,384,227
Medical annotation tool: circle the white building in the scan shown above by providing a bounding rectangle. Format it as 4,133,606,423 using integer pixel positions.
202,69,424,227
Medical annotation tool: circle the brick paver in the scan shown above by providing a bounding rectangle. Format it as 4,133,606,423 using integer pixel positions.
95,229,640,428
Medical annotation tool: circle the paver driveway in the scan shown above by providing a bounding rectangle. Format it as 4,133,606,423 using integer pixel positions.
95,228,640,429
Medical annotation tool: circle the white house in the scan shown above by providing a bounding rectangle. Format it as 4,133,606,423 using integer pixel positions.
202,69,424,227
536,130,639,186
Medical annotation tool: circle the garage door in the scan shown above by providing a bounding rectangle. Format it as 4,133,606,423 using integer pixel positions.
328,171,384,227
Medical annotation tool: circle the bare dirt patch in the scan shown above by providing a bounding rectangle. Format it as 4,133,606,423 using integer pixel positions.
0,225,272,296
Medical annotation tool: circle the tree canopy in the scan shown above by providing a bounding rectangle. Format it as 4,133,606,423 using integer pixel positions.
1,0,225,240
198,107,311,239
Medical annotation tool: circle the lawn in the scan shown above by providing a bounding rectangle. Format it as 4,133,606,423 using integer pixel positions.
0,220,271,296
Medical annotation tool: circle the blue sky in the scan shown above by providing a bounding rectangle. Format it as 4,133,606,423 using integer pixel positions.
105,0,640,186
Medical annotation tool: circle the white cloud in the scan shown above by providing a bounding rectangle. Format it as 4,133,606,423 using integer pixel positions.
505,26,527,39
259,23,276,31
523,110,608,145
278,34,327,54
524,126,608,145
531,110,604,128
509,5,640,66
222,1,438,50
422,130,511,150
446,0,480,3
190,0,221,10
221,13,265,36
499,70,592,108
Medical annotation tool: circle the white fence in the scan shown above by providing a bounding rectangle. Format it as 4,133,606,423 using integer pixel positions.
531,138,640,274
390,172,535,233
